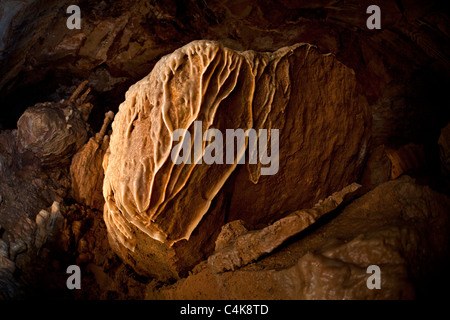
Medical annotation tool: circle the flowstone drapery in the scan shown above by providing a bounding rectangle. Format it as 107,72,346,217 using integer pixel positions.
103,40,371,280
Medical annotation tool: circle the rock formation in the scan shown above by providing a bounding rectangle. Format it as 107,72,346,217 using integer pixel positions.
103,40,371,280
154,176,450,299
0,0,449,300
17,81,92,166
360,144,392,191
0,83,92,299
208,183,361,273
35,201,64,253
439,123,450,184
70,111,114,211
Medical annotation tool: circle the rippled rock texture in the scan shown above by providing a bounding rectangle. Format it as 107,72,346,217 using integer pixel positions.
103,40,371,280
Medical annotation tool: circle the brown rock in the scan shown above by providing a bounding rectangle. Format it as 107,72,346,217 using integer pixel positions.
208,183,361,273
214,220,248,252
154,176,450,299
1,0,449,300
34,201,64,252
0,129,67,251
361,143,426,190
0,1,26,52
70,111,114,211
17,82,92,166
103,40,371,280
385,143,425,179
77,16,129,72
17,103,86,165
361,144,391,190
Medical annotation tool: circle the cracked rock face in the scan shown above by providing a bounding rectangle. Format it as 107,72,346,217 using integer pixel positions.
103,40,371,280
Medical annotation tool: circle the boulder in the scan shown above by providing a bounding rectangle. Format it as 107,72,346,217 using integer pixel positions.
17,81,92,166
103,40,371,280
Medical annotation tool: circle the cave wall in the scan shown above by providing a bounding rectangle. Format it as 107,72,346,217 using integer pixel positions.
0,0,449,300
1,0,449,142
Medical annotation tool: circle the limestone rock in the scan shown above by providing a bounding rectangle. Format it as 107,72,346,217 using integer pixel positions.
0,238,8,259
0,0,448,300
9,239,27,261
214,220,248,252
154,176,450,299
70,111,114,211
0,268,21,300
385,143,425,179
34,201,64,252
208,183,361,273
17,81,92,166
0,97,80,298
103,40,371,280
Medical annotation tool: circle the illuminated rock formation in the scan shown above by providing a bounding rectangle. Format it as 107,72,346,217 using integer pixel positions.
103,40,371,280
70,111,114,211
